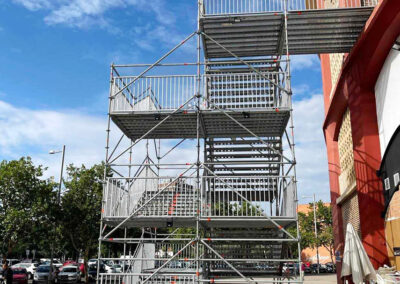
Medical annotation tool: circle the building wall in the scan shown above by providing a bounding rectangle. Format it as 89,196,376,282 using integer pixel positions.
385,190,400,270
320,0,400,282
374,40,400,157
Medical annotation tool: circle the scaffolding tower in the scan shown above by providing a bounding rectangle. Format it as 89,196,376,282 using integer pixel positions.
97,0,377,283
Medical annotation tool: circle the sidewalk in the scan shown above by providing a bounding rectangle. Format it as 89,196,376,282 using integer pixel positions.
304,273,337,283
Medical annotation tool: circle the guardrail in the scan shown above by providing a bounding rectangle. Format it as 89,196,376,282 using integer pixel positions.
111,75,199,112
103,177,198,218
111,73,288,112
202,176,295,218
103,176,296,219
99,274,196,284
201,0,378,15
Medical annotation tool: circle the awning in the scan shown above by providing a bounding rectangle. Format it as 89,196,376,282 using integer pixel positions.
341,223,377,283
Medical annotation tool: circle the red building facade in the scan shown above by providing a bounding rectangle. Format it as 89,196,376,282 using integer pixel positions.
320,0,400,282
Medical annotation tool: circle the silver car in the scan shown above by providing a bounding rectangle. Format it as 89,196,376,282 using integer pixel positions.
33,265,56,284
57,266,81,284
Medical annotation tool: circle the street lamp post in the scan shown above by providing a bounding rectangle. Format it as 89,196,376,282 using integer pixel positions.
302,194,320,274
48,145,66,284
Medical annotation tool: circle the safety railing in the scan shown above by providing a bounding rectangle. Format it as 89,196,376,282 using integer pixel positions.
111,73,288,113
202,176,296,218
154,242,199,269
205,72,285,110
103,177,199,219
201,0,378,16
103,175,296,219
99,273,196,284
111,75,199,112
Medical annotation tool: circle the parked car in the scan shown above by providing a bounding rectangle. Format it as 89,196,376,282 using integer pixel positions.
52,260,63,269
112,264,122,273
87,259,97,267
63,260,77,267
13,262,39,279
57,266,81,283
310,263,327,273
33,265,57,284
283,262,299,274
301,263,311,274
88,265,105,283
7,259,20,266
41,260,63,269
12,267,29,284
326,262,336,273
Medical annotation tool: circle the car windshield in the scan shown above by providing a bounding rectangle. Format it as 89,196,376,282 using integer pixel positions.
62,268,76,273
37,266,50,273
13,269,26,274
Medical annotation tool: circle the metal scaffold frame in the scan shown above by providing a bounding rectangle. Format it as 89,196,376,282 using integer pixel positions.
96,0,378,283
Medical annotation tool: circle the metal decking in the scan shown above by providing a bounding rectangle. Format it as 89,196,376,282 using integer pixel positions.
111,109,290,140
200,7,374,57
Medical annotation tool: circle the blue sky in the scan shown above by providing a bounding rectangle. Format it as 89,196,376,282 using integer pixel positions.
0,0,330,201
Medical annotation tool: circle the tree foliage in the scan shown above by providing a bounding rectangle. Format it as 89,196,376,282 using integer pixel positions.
289,201,334,262
0,157,56,260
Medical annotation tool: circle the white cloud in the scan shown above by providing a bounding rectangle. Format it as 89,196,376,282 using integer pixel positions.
12,0,175,30
12,0,52,11
291,55,320,71
0,100,106,178
293,94,330,202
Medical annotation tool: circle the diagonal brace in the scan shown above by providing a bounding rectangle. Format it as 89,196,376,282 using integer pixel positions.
109,94,197,164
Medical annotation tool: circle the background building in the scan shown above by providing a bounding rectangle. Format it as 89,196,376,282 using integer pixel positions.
320,0,400,282
297,203,334,265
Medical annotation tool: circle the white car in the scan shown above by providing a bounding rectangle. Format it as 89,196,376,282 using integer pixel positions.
87,259,97,266
57,266,81,283
12,263,39,279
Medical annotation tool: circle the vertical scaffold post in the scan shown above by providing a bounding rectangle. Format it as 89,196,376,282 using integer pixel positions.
283,0,303,281
196,1,202,282
97,64,114,284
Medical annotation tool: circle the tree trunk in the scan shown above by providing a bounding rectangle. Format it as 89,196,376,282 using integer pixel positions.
84,247,90,284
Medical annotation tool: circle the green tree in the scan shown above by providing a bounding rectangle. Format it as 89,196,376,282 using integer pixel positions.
287,201,334,262
0,157,56,260
61,163,109,283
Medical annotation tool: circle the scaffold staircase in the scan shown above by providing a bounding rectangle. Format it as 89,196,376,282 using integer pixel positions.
97,0,378,283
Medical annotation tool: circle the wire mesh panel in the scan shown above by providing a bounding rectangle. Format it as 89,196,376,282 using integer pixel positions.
206,73,281,110
201,0,378,15
202,176,293,218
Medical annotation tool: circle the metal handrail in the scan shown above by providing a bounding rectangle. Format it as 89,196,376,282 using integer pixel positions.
103,176,296,219
201,0,378,16
111,72,288,112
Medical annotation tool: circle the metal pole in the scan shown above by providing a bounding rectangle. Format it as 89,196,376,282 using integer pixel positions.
49,145,65,284
313,193,320,274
